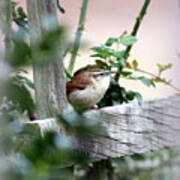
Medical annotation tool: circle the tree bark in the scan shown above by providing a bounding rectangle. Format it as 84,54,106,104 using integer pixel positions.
26,0,68,118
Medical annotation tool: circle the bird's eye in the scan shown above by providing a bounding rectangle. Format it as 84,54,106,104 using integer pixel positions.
100,72,110,76
100,72,105,76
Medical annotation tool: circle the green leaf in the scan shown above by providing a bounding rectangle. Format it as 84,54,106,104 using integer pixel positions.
105,37,118,46
17,7,27,19
10,39,32,68
120,71,133,77
91,46,106,52
91,45,114,59
110,59,126,68
33,26,66,65
17,69,28,74
14,75,35,89
126,91,143,105
5,79,35,112
129,76,156,87
126,91,136,101
112,50,125,59
120,35,137,46
138,76,155,87
95,60,110,70
90,53,107,59
12,4,28,29
132,59,139,69
157,63,172,75
91,45,109,53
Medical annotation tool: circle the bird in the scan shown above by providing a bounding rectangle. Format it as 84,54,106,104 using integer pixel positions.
66,68,114,111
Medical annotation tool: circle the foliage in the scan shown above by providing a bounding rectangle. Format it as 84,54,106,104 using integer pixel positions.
84,31,177,107
0,70,35,117
109,149,180,180
3,0,67,118
1,1,35,116
157,63,173,77
0,100,89,179
88,34,154,106
73,149,180,180
3,76,35,118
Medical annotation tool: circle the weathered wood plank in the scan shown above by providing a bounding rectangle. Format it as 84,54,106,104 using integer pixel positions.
24,95,180,161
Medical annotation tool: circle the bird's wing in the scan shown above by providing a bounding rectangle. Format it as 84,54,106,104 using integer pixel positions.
66,77,91,95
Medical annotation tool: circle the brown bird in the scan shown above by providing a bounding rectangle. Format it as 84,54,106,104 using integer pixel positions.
66,68,113,111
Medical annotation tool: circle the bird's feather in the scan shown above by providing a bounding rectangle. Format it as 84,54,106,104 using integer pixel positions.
66,72,93,95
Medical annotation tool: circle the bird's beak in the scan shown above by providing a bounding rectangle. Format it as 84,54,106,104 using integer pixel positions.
110,71,116,74
102,71,116,75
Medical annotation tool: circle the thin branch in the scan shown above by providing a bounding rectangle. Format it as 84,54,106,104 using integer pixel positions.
124,0,151,59
115,0,151,81
68,0,89,75
130,67,180,94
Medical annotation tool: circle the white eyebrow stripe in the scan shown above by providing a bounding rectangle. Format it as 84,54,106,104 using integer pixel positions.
90,71,110,75
90,72,103,75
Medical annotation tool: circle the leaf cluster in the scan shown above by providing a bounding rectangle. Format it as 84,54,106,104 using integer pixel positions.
89,35,155,106
157,63,172,77
3,70,35,113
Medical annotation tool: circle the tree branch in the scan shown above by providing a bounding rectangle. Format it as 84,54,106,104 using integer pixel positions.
115,0,151,81
130,67,180,94
68,0,89,75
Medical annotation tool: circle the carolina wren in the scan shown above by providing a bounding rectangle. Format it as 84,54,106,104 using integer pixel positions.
66,68,113,111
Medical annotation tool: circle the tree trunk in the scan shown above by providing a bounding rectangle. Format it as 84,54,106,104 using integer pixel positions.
26,0,68,118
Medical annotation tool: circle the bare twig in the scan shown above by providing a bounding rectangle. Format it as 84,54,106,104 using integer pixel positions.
115,0,151,81
68,0,89,75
